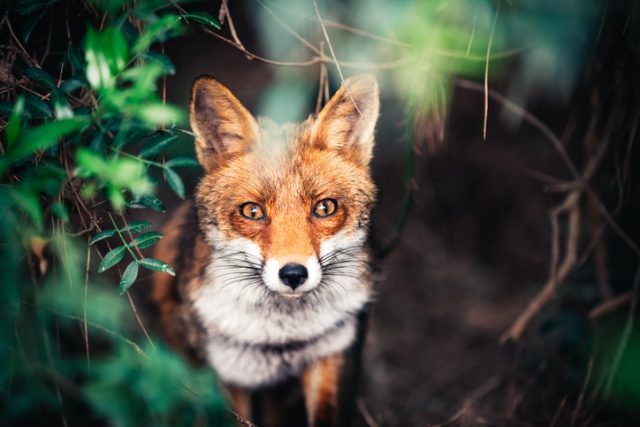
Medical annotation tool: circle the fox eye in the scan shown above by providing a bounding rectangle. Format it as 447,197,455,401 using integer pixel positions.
239,202,265,220
313,198,338,218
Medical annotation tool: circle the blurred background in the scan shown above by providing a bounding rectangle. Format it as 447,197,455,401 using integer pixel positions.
1,0,640,426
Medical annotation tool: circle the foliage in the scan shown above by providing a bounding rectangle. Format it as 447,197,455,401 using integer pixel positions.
0,0,229,426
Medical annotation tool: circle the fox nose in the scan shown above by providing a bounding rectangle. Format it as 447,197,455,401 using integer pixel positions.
279,263,308,289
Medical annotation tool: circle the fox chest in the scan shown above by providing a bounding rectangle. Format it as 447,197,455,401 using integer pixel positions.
203,317,357,389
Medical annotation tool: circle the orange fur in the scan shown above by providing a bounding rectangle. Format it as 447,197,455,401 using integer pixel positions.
303,355,344,427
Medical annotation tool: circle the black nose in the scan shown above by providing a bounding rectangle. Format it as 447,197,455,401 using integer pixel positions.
279,263,308,289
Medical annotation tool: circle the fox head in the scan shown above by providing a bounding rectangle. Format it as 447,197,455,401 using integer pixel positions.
190,75,378,306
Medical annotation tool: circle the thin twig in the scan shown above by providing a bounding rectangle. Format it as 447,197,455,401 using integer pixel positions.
201,26,409,69
221,0,252,61
226,409,259,427
315,41,328,115
357,398,380,427
501,191,580,343
483,2,500,140
83,244,91,369
256,0,323,56
571,358,594,426
549,396,567,427
314,0,362,115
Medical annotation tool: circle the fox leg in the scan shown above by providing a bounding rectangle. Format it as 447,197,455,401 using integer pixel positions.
227,386,252,425
302,354,344,427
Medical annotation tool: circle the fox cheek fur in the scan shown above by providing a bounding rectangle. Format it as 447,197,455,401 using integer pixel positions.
152,74,379,425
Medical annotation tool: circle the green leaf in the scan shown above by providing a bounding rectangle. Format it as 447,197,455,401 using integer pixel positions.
90,229,116,245
122,20,139,44
119,261,139,294
139,132,177,158
9,188,43,230
133,14,182,55
121,220,152,234
180,12,221,30
24,67,57,89
68,45,84,72
139,258,175,276
127,194,165,212
22,10,46,43
142,51,175,75
131,231,163,249
97,246,127,273
10,117,89,160
51,202,69,222
85,27,129,90
60,78,85,93
16,0,60,15
164,168,185,199
165,156,199,168
137,103,184,125
108,185,126,212
52,90,73,119
75,148,110,178
25,94,53,117
6,96,25,147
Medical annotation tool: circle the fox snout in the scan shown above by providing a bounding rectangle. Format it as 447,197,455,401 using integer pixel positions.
279,263,307,288
263,255,323,297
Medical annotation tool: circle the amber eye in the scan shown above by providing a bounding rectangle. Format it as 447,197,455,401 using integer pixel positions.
313,198,338,218
239,202,265,220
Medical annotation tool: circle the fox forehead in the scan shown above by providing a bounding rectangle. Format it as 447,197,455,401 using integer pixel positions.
198,116,374,204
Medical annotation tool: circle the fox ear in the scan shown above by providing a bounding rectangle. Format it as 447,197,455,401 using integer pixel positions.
190,76,258,171
313,74,379,166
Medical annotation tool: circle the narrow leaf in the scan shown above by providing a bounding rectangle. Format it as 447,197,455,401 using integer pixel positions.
25,95,53,117
121,220,151,234
138,103,184,125
142,52,175,75
128,194,165,212
9,188,43,230
90,229,116,245
10,117,89,160
6,96,25,147
181,12,221,30
133,14,181,55
85,27,129,90
131,231,163,249
164,168,185,199
51,202,69,222
60,78,85,93
119,261,139,294
97,246,126,273
139,132,177,158
22,10,46,43
139,258,175,276
24,67,57,89
165,156,199,168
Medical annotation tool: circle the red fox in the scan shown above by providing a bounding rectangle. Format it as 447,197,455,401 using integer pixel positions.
151,74,379,427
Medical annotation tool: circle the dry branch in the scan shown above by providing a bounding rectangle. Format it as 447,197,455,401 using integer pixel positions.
501,191,581,343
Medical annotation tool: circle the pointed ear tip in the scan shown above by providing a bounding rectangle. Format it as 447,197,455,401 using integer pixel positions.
192,74,216,88
344,74,379,100
345,73,378,88
191,75,230,99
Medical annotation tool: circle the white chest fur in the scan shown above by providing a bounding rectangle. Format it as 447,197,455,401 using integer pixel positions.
192,230,371,388
205,317,357,388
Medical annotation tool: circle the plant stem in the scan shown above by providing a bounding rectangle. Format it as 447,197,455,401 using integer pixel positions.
107,212,138,261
